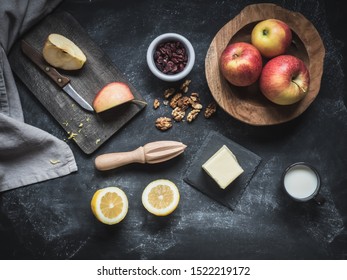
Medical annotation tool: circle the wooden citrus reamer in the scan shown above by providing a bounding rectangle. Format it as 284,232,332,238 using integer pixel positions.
95,140,187,170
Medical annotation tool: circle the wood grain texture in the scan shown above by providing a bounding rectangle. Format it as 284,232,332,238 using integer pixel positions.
205,3,325,126
94,141,187,170
9,11,146,154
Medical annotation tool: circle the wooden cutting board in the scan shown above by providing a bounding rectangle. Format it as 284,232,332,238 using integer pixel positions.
9,11,146,154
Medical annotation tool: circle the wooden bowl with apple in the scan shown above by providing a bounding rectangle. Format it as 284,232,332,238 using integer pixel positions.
205,3,325,125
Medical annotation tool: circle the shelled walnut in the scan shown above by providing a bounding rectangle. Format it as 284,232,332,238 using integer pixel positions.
172,107,186,122
191,102,203,110
190,92,200,103
155,117,172,131
180,79,191,93
170,93,183,108
164,88,175,99
153,99,160,109
154,80,215,131
177,96,191,110
187,109,200,122
204,102,217,118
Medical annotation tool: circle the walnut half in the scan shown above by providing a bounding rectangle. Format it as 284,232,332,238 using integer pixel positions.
153,99,160,109
170,93,183,109
180,79,191,93
187,109,200,122
172,107,185,122
177,96,191,110
204,102,217,118
164,88,175,99
155,117,172,131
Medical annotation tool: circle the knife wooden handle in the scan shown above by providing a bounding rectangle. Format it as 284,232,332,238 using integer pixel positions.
21,40,70,88
95,147,146,171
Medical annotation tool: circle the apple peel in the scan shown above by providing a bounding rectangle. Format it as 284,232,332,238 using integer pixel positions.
220,42,263,87
251,19,292,58
93,82,146,113
259,55,310,106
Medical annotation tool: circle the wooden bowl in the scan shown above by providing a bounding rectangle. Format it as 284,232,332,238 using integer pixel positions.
205,3,325,125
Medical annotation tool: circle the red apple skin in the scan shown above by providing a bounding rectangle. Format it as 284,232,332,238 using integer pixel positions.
93,82,135,113
251,19,292,58
220,42,263,87
259,55,310,105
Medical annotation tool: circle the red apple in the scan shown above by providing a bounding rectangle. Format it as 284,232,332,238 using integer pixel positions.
251,19,292,58
93,82,135,113
219,42,262,87
259,55,310,105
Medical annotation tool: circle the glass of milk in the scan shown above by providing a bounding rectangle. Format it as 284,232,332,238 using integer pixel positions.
282,162,325,205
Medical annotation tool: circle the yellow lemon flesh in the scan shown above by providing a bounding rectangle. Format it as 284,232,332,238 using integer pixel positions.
142,179,180,216
91,187,128,225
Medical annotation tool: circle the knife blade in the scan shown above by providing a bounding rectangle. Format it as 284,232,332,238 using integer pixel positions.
20,40,94,112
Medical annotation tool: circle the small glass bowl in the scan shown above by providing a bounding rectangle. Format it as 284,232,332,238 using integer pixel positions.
146,33,195,82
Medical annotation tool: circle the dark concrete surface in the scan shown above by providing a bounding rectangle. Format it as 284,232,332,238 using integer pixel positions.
1,0,347,259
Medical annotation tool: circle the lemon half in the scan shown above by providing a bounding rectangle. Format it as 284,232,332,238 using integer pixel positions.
142,179,180,216
91,187,128,225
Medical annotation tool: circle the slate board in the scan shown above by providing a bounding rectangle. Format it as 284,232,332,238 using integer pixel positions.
9,11,146,154
184,131,262,210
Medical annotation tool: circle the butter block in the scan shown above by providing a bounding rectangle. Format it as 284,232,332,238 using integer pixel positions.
202,145,244,189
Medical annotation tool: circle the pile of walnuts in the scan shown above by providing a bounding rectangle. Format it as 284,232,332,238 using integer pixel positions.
154,80,217,131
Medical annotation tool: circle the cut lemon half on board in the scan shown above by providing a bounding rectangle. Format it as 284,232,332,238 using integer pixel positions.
91,187,128,225
142,179,180,216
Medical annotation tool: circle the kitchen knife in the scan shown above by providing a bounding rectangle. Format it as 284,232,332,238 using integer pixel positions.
21,40,94,112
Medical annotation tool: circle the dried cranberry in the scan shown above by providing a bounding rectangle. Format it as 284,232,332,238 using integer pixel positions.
153,40,188,75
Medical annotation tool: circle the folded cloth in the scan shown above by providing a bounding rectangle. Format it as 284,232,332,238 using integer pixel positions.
0,0,78,192
0,114,77,192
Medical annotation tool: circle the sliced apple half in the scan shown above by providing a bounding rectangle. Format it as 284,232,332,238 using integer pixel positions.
42,33,87,70
93,82,136,113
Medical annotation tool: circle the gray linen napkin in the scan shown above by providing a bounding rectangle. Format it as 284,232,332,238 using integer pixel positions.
0,0,78,192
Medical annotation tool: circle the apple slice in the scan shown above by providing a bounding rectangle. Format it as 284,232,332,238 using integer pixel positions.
42,33,87,70
93,82,136,113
